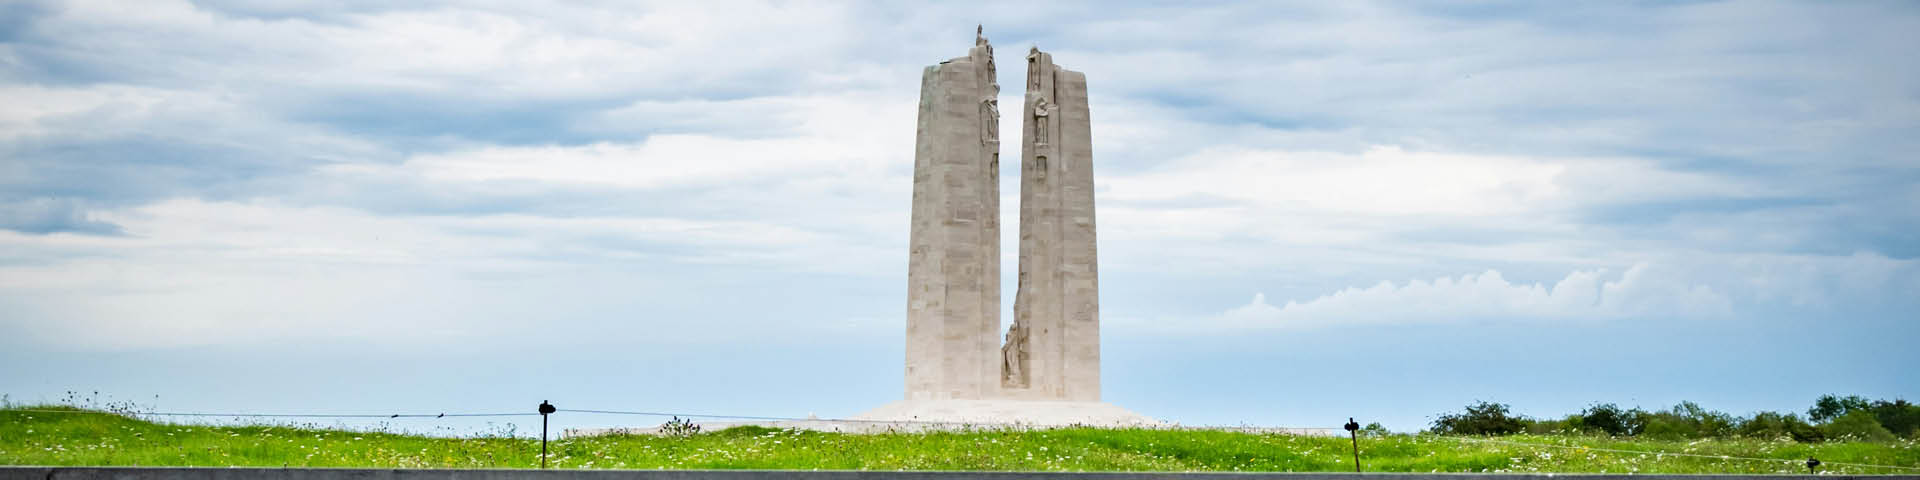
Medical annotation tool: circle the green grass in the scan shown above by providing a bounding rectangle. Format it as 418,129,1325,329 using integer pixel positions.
4,406,1917,473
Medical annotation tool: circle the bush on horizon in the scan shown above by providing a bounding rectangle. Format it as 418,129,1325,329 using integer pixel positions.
1430,394,1916,443
1430,401,1527,436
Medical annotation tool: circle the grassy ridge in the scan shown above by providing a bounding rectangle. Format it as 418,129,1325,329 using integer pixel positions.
3,406,1917,473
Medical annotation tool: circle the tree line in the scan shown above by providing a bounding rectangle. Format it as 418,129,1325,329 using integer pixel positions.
1428,395,1919,442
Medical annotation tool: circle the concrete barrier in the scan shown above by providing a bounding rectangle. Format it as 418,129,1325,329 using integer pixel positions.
4,468,1914,480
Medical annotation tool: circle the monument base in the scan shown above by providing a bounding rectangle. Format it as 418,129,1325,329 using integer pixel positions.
564,401,1160,437
566,401,1342,437
851,399,1162,428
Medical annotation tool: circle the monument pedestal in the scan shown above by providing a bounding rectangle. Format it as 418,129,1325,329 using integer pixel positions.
567,401,1160,437
853,399,1161,428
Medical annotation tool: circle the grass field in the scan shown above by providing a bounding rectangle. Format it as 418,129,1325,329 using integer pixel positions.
4,406,1917,473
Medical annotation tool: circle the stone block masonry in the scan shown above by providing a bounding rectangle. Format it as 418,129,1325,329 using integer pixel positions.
1004,47,1099,402
904,29,1001,401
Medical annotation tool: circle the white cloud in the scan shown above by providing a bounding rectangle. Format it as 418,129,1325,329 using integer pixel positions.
1091,145,1765,274
1220,264,1732,329
0,85,162,140
1104,145,1761,218
3,1,1914,356
1106,145,1567,216
36,0,887,99
1733,251,1920,308
0,83,385,161
0,197,900,350
334,92,914,189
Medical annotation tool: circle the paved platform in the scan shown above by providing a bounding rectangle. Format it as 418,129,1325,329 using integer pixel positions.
851,400,1162,427
567,400,1336,437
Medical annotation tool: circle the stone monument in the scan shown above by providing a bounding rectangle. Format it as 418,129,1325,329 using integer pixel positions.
902,26,1002,402
860,27,1152,427
1003,45,1100,402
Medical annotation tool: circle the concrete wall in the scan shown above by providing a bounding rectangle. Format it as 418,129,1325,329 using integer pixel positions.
7,467,1903,480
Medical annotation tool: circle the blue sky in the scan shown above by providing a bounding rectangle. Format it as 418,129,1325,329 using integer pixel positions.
2,0,1916,434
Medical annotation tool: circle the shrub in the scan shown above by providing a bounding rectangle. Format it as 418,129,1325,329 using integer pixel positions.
1431,396,1910,442
1573,403,1646,437
1359,422,1391,437
1824,410,1897,442
1806,395,1919,439
1431,401,1527,436
659,416,702,437
1641,401,1737,439
1865,399,1920,439
1809,395,1872,423
1640,416,1686,438
1524,415,1581,435
1738,411,1823,442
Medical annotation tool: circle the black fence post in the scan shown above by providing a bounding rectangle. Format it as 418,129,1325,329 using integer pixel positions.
1345,417,1362,473
539,400,556,469
1807,457,1820,475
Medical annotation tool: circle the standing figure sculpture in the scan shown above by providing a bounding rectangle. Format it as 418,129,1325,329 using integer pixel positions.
1001,322,1028,388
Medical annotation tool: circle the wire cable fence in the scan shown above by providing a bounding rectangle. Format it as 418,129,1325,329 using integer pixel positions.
11,406,1330,432
6,405,1299,428
556,407,1332,432
8,408,535,418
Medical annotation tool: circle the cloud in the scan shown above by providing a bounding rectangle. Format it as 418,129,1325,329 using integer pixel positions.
1208,250,1920,331
331,92,911,190
0,1,1914,433
0,196,901,350
1108,145,1563,216
1091,144,1778,275
1221,264,1731,329
0,83,390,209
1734,251,1920,309
0,1,1914,354
16,1,874,95
0,197,121,235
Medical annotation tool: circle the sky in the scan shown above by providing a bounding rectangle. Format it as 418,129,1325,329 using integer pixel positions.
1,0,1916,435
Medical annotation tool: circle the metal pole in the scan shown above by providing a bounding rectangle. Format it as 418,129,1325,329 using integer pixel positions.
1345,417,1362,473
539,400,556,469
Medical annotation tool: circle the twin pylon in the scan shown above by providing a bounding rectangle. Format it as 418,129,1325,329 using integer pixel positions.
904,28,1099,402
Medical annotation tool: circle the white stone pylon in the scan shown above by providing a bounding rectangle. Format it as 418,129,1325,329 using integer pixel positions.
1005,46,1099,402
904,27,1001,401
